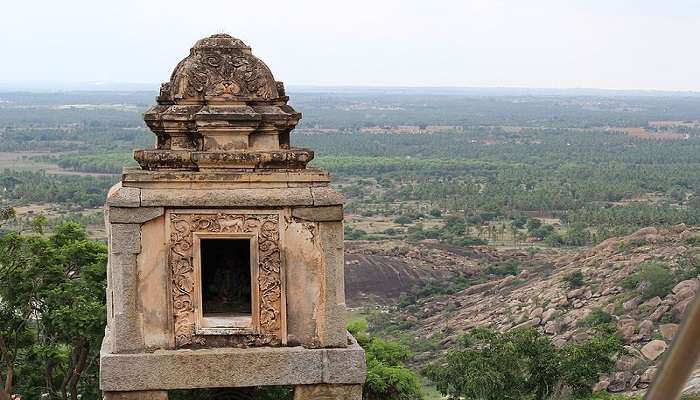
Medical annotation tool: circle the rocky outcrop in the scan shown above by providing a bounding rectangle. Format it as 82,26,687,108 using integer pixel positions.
347,226,700,395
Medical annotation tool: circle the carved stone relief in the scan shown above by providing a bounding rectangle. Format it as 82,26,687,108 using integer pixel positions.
172,51,277,101
169,211,283,347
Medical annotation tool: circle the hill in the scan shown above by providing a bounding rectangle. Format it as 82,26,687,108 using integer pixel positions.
348,226,700,396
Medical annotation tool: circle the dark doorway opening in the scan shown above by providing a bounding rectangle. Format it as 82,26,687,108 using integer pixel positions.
200,238,252,318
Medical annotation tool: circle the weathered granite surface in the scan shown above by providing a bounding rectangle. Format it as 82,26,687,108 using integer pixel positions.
100,334,366,391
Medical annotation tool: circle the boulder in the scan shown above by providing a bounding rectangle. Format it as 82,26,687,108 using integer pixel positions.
683,367,700,395
676,286,698,301
541,308,559,323
567,288,585,299
638,319,654,340
672,279,699,296
659,323,679,340
671,224,688,233
623,296,643,312
607,371,627,392
593,378,610,393
615,355,638,371
629,374,641,388
618,319,637,341
640,296,662,310
529,307,544,320
649,305,670,322
510,318,541,331
640,367,658,384
641,340,667,361
572,332,591,345
673,297,694,322
544,321,559,335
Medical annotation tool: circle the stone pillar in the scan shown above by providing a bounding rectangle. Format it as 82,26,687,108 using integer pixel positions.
104,391,168,400
293,384,363,400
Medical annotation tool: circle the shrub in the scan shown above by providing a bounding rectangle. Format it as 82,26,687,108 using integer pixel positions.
394,215,413,225
578,308,614,328
683,234,700,247
347,319,369,335
486,260,520,277
352,327,423,400
564,271,585,289
345,225,368,240
456,237,487,246
545,232,564,247
428,208,442,217
674,254,700,282
623,263,675,300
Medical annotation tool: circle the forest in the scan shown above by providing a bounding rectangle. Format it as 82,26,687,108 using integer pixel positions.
1,89,700,399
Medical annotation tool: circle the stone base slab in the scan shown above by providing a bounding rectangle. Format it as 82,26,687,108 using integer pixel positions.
100,334,366,391
294,384,362,399
104,391,168,400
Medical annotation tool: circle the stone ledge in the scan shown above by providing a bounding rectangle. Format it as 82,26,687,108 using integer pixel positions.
107,183,141,208
140,187,317,207
109,207,165,224
311,187,344,206
134,148,314,171
100,334,366,391
292,206,343,222
121,168,331,190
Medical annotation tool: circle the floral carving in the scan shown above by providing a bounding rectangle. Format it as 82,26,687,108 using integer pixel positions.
169,212,283,347
172,51,277,101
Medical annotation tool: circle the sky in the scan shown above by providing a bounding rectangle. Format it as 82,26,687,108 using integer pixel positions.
1,0,699,91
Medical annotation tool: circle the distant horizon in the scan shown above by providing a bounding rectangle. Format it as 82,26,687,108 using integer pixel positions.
2,80,700,97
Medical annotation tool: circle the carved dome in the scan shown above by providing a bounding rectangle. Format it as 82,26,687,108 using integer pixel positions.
162,34,280,103
140,33,306,171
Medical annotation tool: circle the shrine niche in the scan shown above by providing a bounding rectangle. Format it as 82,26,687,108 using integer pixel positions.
100,34,365,400
168,211,285,346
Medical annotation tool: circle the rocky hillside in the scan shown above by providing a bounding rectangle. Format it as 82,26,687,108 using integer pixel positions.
349,226,700,396
344,240,556,307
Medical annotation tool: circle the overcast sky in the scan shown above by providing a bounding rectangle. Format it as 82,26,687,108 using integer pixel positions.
1,0,698,91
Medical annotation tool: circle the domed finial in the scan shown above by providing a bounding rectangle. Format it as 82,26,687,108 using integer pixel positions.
192,33,250,51
139,33,307,171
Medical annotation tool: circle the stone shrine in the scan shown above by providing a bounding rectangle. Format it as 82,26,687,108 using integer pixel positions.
99,34,366,399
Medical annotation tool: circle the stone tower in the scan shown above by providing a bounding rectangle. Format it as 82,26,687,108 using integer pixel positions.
100,34,366,400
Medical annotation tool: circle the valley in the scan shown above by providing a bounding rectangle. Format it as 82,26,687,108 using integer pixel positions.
1,89,700,398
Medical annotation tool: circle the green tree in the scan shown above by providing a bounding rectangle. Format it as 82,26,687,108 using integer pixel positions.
0,222,107,400
31,215,47,235
394,215,412,225
526,218,542,232
425,328,621,400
